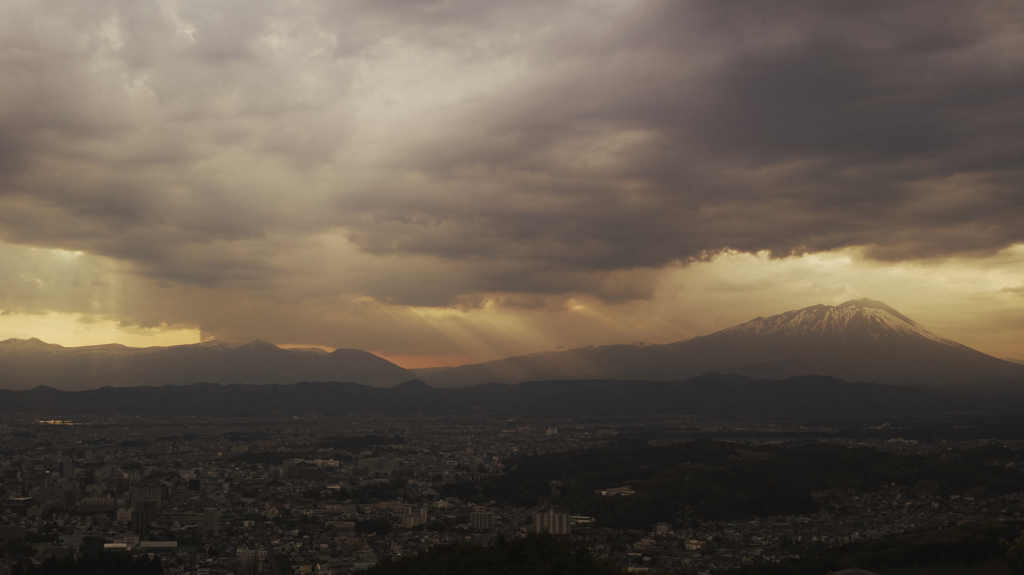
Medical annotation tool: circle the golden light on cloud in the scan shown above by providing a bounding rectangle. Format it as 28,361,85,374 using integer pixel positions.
2,237,1024,366
403,300,557,364
644,246,1024,359
0,310,199,349
2,0,1024,373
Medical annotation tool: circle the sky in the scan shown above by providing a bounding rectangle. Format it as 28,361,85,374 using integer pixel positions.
1,0,1024,368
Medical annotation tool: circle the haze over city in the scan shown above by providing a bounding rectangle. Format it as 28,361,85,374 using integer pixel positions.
2,0,1024,369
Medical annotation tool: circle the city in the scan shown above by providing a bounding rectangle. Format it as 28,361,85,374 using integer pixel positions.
2,414,1023,574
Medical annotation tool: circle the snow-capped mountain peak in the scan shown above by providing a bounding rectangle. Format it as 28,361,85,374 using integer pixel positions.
715,299,958,347
423,298,1024,389
836,298,916,323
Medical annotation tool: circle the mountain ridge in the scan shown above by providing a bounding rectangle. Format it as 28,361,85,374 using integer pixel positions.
4,299,1023,393
0,338,417,391
419,299,1024,392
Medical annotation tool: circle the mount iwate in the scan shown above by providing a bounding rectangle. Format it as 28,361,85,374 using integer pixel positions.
419,299,1024,392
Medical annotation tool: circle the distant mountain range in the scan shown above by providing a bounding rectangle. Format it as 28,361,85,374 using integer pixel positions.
3,299,1022,393
418,299,1024,392
0,338,417,391
0,375,1011,418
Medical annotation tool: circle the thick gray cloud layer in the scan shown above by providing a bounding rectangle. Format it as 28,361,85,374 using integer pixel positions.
1,0,1023,310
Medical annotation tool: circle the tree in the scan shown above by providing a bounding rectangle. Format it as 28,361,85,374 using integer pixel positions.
1005,530,1024,570
5,539,36,560
356,518,392,536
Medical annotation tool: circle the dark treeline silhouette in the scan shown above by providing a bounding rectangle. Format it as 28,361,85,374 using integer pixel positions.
366,534,628,575
454,441,1024,530
2,374,1019,419
718,523,1023,575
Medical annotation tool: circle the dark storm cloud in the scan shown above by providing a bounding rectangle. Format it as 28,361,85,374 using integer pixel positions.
338,0,1024,278
1,0,1023,306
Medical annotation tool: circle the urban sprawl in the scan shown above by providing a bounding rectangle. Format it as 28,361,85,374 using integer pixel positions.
1,415,1023,574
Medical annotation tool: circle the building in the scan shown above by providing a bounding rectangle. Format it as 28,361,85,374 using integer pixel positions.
238,548,262,574
471,511,495,531
132,500,159,536
131,486,162,509
77,496,116,513
0,497,37,517
204,507,219,538
534,508,571,535
29,486,78,508
594,486,635,496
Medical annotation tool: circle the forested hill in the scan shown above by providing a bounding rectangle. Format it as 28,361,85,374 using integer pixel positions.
0,374,1016,417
